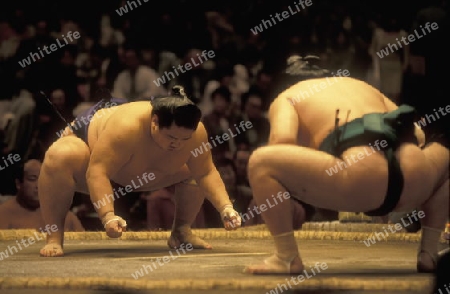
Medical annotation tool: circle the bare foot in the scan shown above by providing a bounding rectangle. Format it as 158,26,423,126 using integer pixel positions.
168,230,212,249
244,255,304,274
40,242,64,257
417,250,436,273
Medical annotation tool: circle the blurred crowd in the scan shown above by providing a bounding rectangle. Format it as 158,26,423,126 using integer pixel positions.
0,0,448,231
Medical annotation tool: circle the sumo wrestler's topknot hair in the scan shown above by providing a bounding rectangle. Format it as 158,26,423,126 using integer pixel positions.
171,85,187,97
285,55,330,77
150,85,202,130
270,55,332,98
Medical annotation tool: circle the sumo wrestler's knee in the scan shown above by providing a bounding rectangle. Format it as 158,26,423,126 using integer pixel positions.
43,139,89,175
174,178,204,202
173,178,203,201
248,146,273,181
42,144,76,176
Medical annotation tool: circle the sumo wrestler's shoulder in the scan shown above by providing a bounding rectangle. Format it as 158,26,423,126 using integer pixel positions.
0,198,16,221
193,121,208,141
107,102,150,129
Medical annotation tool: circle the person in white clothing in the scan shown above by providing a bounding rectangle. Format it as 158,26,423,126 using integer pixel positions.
112,46,167,102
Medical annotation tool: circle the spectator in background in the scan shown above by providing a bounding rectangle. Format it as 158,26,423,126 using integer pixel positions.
1,78,35,159
157,49,181,91
98,14,125,49
69,193,102,231
403,0,449,137
35,88,73,152
349,14,373,82
202,86,238,161
146,187,176,231
327,28,355,74
244,197,315,230
48,45,81,110
112,45,166,102
233,148,251,187
0,159,84,231
15,19,54,62
101,45,125,91
15,19,57,99
49,89,72,120
201,64,235,115
234,89,270,151
75,43,107,102
368,13,409,104
202,157,250,228
411,0,449,91
146,187,205,231
237,33,264,84
0,20,20,61
169,48,215,104
205,10,235,51
140,46,160,77
248,69,274,111
50,18,81,46
220,158,252,218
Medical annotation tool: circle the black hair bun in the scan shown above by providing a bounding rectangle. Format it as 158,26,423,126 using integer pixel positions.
172,85,186,97
287,55,320,66
285,55,329,76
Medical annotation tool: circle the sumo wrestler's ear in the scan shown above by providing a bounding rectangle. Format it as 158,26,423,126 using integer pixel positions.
150,114,159,127
15,179,21,191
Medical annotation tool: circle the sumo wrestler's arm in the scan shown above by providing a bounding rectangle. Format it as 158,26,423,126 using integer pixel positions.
268,95,299,145
86,121,136,236
186,124,241,230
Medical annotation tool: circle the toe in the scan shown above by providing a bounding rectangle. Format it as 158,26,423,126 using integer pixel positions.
191,242,212,250
243,264,272,274
40,244,64,257
188,237,212,249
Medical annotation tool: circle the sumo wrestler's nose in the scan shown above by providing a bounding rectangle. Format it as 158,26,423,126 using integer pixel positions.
171,140,181,148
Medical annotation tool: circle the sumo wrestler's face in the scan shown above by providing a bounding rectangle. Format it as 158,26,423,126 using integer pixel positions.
151,117,193,151
16,160,41,208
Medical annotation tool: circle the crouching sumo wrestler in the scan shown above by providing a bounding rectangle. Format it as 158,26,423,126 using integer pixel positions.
38,85,241,257
244,56,449,274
